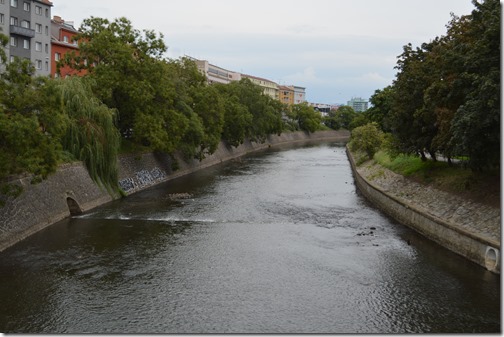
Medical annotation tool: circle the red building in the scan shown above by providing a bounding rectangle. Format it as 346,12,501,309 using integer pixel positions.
50,16,86,78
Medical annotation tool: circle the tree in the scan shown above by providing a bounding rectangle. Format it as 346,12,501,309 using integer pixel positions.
229,78,283,142
63,17,169,140
323,109,341,130
0,58,69,205
349,123,385,159
0,59,65,183
287,102,322,133
334,106,357,130
57,76,121,193
192,85,225,155
367,86,395,132
215,82,253,147
449,0,500,170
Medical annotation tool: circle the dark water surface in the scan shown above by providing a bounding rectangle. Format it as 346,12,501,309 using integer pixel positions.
0,143,500,333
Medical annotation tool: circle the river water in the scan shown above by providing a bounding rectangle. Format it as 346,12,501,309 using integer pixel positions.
0,143,500,333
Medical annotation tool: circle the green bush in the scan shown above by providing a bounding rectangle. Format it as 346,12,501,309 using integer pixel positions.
349,122,384,159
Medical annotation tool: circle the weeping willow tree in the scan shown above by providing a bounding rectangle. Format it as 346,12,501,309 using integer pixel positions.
57,77,121,195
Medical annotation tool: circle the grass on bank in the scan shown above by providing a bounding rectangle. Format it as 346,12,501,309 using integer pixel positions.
370,150,500,207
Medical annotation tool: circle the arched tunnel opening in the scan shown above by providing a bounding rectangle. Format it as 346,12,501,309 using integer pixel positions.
66,197,83,216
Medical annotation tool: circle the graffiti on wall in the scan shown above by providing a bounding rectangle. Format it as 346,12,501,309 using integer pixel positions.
119,167,167,193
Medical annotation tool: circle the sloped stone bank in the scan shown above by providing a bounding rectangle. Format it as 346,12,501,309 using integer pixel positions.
346,147,500,274
0,130,349,252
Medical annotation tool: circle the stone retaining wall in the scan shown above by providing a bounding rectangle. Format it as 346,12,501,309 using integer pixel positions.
346,147,500,274
0,130,349,252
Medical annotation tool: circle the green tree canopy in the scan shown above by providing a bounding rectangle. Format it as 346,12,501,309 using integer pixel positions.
287,102,323,133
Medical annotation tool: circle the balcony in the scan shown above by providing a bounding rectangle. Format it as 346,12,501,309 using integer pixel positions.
10,25,36,38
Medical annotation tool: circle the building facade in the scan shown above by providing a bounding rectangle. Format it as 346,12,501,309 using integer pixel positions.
242,74,279,100
51,15,84,78
0,0,9,65
279,85,294,105
347,97,369,112
193,58,241,84
0,0,52,76
293,86,306,104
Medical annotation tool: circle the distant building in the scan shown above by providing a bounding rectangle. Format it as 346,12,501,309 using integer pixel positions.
193,58,241,84
293,86,306,105
189,57,308,104
1,0,53,76
309,103,331,116
347,97,369,112
279,85,294,105
51,16,86,78
241,74,278,100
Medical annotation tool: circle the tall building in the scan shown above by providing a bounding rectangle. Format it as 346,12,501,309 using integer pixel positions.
347,97,369,112
51,15,85,78
0,0,53,76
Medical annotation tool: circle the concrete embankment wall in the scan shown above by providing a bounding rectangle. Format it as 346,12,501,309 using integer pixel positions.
0,130,349,252
346,148,500,274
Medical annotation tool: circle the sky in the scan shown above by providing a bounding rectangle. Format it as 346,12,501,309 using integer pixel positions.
53,0,476,104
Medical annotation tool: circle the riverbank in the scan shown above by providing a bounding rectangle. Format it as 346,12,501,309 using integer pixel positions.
346,147,501,274
0,130,349,252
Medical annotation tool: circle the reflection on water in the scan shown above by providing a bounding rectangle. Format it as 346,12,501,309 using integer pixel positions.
0,143,500,333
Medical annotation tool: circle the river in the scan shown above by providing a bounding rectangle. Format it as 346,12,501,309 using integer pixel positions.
0,142,500,333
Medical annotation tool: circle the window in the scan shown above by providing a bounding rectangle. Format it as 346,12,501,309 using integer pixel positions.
10,0,17,7
45,8,48,17
23,39,29,49
35,41,41,51
0,14,4,25
35,5,41,15
35,59,42,69
45,43,48,53
9,56,15,63
21,20,29,29
63,36,68,43
36,23,42,33
55,52,60,61
45,61,49,71
23,2,29,11
45,25,48,35
10,36,17,46
10,16,18,26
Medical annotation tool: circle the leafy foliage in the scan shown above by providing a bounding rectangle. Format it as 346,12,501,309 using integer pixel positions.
57,77,121,193
287,103,323,133
381,0,500,170
349,123,385,159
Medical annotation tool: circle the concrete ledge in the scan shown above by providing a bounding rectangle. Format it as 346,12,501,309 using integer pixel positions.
346,147,500,274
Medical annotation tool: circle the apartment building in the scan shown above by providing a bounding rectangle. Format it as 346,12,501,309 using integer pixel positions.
293,86,306,104
0,0,8,65
0,0,52,75
193,58,241,84
347,97,369,112
279,85,294,105
191,58,307,105
51,15,84,78
242,74,278,100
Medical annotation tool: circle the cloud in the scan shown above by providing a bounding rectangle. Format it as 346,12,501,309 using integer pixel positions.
53,0,476,103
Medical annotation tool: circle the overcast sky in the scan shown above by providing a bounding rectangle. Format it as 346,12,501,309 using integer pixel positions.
53,0,476,104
